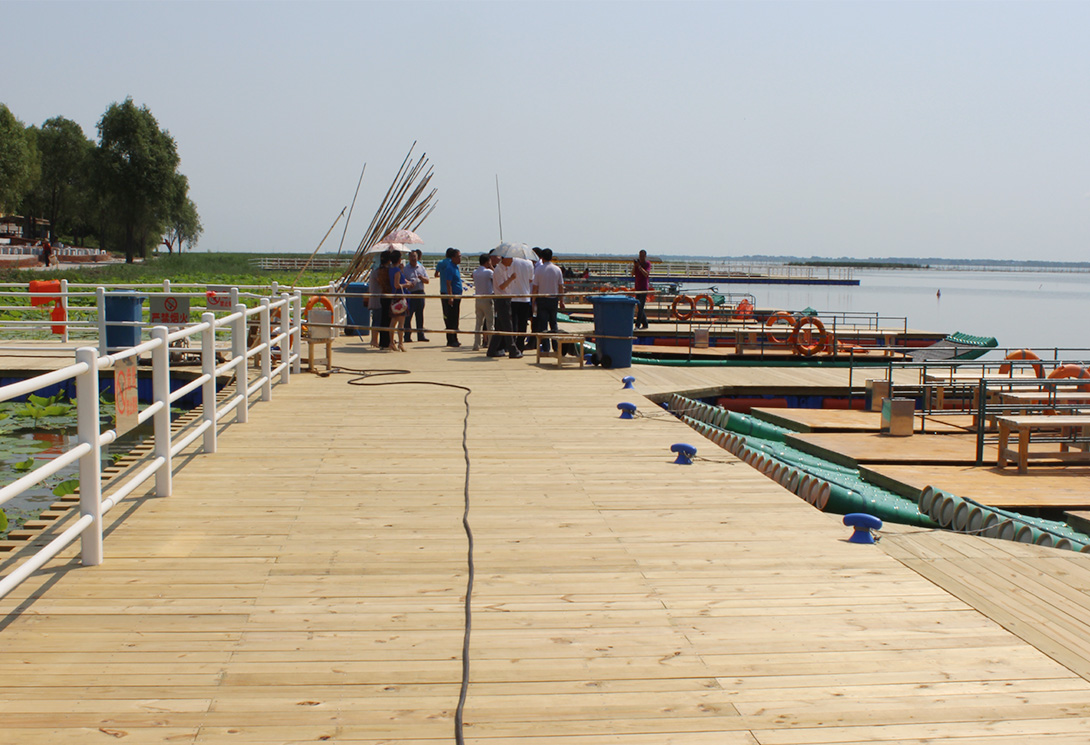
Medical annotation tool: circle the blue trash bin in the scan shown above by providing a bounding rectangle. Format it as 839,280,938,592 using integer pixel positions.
344,282,370,337
589,295,638,368
104,291,145,352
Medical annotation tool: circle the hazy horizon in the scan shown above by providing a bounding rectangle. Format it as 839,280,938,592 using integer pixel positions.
6,1,1089,262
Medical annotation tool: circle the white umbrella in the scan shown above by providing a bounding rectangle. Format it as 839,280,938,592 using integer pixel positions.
491,241,535,261
380,228,424,245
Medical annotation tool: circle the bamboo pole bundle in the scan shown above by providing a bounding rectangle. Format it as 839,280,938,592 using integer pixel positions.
338,143,438,286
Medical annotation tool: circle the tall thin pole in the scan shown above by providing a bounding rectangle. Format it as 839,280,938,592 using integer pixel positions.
495,174,503,242
336,163,366,255
290,207,345,289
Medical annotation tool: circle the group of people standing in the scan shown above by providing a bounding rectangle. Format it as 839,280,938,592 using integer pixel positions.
471,247,565,358
368,247,430,351
366,246,650,353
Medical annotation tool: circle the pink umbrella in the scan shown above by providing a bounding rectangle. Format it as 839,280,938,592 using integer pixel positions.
379,229,423,245
361,241,404,257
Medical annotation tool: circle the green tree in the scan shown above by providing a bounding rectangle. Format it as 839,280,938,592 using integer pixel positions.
0,104,36,215
161,173,203,253
30,116,93,241
95,98,180,263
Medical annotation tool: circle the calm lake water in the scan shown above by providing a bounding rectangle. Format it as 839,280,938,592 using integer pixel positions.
685,268,1090,357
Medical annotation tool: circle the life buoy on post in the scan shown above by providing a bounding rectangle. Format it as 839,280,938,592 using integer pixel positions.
670,295,695,321
304,295,335,314
765,311,794,346
791,316,828,357
692,294,715,320
302,295,335,339
1047,364,1090,392
999,349,1044,378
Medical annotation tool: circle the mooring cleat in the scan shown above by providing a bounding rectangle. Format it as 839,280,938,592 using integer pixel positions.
843,513,883,544
671,443,697,465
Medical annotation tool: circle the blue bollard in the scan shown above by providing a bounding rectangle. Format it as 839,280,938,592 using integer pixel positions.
617,402,637,419
843,513,883,544
671,443,697,465
622,376,635,390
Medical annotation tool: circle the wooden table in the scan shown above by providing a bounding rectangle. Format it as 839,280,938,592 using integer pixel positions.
996,414,1090,473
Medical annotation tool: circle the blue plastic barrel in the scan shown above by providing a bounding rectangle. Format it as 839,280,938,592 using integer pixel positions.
589,295,638,368
344,282,370,336
104,292,145,351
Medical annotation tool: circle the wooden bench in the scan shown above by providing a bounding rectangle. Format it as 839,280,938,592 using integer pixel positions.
924,372,1039,410
997,391,1090,410
996,415,1090,473
535,333,585,368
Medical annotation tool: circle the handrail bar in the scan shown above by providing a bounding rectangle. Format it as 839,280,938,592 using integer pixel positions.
0,443,92,508
0,362,91,403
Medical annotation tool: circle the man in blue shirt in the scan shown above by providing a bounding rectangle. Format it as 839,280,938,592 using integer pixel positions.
435,247,463,347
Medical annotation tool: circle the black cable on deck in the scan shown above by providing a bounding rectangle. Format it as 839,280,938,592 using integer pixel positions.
342,369,475,744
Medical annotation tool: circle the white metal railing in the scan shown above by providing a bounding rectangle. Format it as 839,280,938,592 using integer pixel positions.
0,279,337,348
0,290,305,599
252,256,351,271
556,259,856,282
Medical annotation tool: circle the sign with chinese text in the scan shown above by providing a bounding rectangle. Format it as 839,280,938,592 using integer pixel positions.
114,356,139,435
205,285,234,310
149,294,191,326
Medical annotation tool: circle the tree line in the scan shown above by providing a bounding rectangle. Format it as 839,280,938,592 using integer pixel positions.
0,98,202,263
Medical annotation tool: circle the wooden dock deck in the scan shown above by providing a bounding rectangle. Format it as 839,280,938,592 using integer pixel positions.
4,309,1090,742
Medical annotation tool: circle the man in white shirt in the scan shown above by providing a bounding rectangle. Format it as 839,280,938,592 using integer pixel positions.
471,253,494,351
487,254,533,358
531,248,565,353
506,256,535,352
403,249,430,342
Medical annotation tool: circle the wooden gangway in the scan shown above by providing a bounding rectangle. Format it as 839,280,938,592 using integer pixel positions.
4,302,1090,742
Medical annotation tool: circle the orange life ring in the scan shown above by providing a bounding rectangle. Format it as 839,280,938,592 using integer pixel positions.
692,294,715,319
302,295,334,337
1047,364,1090,392
305,295,334,314
999,349,1044,378
765,311,794,345
791,316,828,357
671,295,695,321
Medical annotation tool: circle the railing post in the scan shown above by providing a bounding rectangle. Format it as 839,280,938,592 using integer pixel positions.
96,286,107,357
279,293,291,383
150,326,173,496
292,290,303,374
163,279,171,294
976,380,988,466
76,347,103,566
200,312,217,453
232,303,249,424
60,278,70,343
260,298,272,401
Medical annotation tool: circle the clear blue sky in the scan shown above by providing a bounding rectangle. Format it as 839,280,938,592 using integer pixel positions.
5,1,1089,260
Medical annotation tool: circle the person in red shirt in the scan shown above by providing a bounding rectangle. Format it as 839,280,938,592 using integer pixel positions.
633,250,651,329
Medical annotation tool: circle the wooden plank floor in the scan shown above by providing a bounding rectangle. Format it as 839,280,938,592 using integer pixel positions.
787,432,983,467
863,464,1090,510
633,366,919,401
751,407,972,434
4,303,1090,742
